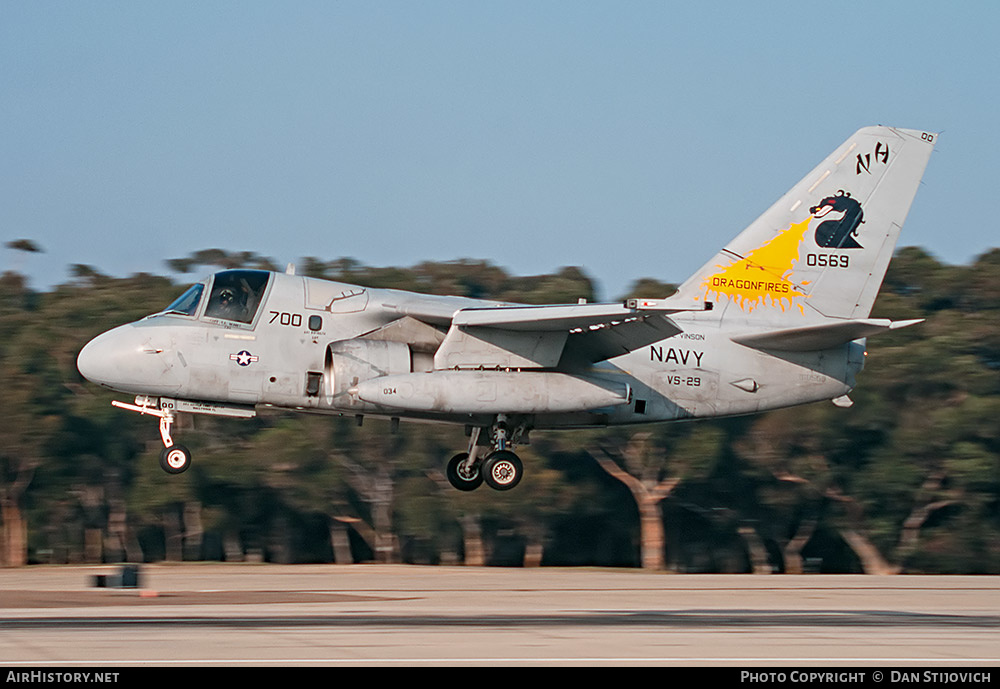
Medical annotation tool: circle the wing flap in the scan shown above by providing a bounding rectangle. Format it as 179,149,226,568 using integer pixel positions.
564,314,682,364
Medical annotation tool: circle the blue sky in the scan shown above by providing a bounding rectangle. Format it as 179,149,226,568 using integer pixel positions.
3,2,997,300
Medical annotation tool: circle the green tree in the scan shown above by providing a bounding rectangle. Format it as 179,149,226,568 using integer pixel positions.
589,424,725,570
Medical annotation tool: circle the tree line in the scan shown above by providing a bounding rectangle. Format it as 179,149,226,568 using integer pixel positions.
1,246,997,572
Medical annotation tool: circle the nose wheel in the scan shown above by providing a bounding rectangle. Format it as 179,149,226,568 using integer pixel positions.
159,444,192,474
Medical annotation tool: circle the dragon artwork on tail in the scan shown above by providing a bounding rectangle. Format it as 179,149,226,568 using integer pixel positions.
810,190,864,249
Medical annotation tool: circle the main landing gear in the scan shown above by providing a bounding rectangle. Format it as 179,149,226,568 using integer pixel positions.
446,415,525,491
111,397,192,474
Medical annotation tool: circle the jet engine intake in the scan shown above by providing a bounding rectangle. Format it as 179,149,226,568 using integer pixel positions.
325,339,413,408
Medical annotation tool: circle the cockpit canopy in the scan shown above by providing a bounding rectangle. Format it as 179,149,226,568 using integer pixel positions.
162,283,204,317
203,270,270,324
156,270,271,325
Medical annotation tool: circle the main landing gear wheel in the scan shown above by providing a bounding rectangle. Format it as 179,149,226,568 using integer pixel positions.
446,452,483,491
482,450,523,491
159,444,192,474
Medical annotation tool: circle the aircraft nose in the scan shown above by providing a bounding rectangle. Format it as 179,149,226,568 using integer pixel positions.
77,329,121,387
77,325,182,394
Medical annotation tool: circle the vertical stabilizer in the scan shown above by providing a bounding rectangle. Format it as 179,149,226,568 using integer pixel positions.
674,126,937,324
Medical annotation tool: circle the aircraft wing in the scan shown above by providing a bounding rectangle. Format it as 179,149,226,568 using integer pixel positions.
428,299,702,368
454,302,666,330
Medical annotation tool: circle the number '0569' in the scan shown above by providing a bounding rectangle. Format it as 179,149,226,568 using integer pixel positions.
806,253,849,268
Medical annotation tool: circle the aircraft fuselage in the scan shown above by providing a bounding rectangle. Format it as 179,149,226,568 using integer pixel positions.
79,270,860,430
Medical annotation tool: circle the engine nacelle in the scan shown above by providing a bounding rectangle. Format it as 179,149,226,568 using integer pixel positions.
353,370,631,414
325,339,412,410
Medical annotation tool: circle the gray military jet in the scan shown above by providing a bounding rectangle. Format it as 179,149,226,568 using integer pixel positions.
77,126,937,491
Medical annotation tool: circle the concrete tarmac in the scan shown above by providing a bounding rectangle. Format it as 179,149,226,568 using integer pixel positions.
0,564,997,666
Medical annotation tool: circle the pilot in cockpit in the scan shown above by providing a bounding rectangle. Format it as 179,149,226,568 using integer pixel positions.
215,287,240,316
207,284,247,321
203,270,269,324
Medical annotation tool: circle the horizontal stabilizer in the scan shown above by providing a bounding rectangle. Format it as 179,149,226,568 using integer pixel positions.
731,318,923,351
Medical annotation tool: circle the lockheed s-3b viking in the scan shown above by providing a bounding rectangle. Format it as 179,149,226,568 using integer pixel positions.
77,126,937,491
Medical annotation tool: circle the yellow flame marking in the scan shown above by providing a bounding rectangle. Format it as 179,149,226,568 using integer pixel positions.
702,217,812,313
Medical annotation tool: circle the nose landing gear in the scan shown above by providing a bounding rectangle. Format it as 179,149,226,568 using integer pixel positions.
110,397,255,475
111,397,192,475
156,412,192,474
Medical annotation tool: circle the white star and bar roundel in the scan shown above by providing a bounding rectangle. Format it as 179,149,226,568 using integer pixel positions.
230,350,259,367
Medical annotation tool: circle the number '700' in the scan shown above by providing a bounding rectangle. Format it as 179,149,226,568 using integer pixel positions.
269,311,302,327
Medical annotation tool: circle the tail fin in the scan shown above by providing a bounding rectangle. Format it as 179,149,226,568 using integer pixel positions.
674,126,936,323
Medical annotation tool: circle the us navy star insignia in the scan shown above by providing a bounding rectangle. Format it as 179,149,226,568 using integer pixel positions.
230,350,258,366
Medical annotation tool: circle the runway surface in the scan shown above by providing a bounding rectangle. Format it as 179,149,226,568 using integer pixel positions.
1,564,997,666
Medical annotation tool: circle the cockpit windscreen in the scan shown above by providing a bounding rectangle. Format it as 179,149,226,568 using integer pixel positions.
160,283,205,317
204,270,270,324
